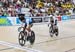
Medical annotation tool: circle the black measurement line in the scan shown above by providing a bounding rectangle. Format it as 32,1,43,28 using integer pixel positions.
35,35,75,45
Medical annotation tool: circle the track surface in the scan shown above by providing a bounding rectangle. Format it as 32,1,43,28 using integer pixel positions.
0,20,75,52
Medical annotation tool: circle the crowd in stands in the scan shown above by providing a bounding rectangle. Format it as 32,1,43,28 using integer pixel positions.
0,0,75,17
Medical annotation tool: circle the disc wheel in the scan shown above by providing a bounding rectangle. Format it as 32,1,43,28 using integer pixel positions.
55,28,59,36
29,31,35,45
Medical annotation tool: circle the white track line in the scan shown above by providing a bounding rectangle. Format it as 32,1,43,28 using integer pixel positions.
0,41,43,52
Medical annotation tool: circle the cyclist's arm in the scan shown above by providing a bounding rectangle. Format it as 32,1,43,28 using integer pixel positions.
53,16,58,25
48,17,51,27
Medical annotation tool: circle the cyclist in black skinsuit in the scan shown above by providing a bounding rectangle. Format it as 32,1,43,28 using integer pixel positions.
18,14,27,32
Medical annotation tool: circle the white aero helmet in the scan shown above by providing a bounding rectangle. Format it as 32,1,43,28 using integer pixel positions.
49,15,53,17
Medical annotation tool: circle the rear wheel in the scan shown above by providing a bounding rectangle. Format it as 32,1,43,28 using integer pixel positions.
29,31,35,45
55,28,59,36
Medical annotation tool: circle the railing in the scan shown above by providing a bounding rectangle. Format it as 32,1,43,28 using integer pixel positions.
0,15,75,26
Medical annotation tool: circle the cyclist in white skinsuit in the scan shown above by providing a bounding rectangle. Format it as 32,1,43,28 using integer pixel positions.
48,14,57,28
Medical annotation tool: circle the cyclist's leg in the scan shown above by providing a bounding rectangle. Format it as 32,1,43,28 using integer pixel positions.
26,22,33,32
26,25,31,32
55,19,57,26
51,21,55,33
51,22,53,29
26,22,33,36
23,23,27,33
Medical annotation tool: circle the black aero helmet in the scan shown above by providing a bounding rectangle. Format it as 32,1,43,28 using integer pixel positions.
18,14,25,21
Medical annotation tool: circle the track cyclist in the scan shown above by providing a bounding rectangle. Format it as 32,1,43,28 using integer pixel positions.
48,14,57,28
48,14,58,35
18,14,33,36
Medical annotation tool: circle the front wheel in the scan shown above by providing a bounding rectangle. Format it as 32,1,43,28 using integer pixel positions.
49,27,54,37
29,31,35,45
18,31,27,46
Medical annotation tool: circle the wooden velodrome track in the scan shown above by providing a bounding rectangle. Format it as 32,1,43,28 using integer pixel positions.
0,20,75,52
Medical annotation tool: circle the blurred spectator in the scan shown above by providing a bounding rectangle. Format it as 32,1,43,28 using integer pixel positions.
0,0,74,17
